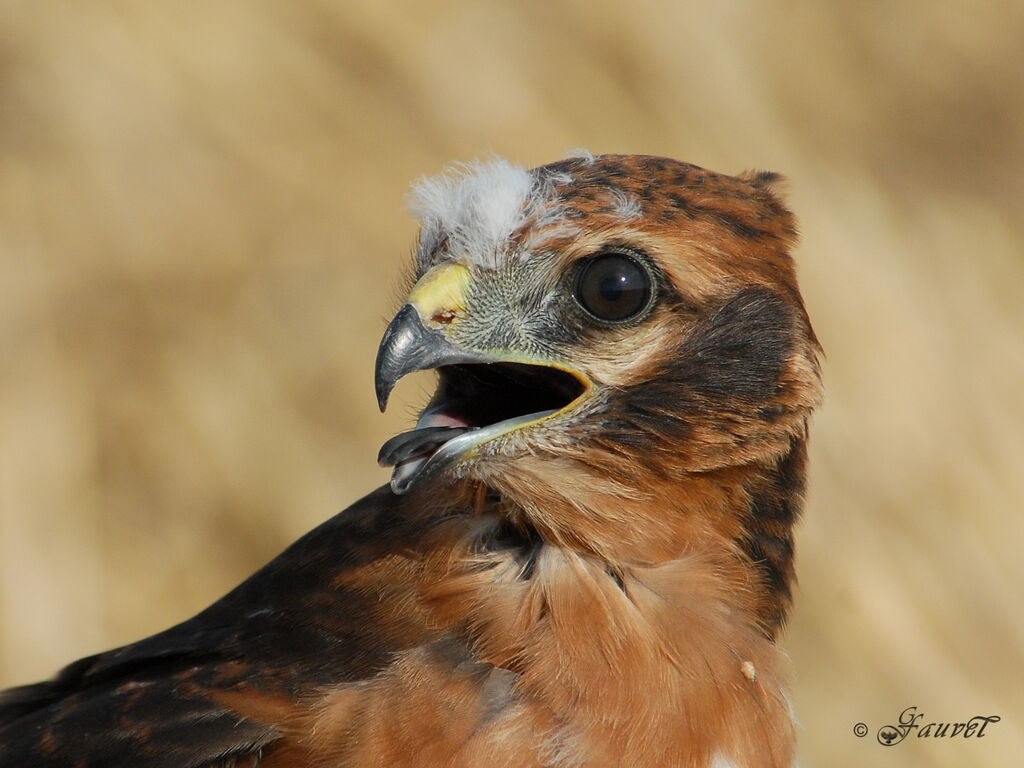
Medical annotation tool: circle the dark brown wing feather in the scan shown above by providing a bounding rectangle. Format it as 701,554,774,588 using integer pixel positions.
0,486,438,767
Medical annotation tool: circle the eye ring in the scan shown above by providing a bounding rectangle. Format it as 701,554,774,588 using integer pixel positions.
573,251,654,323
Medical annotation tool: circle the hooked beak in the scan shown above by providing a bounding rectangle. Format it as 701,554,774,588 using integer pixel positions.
375,263,490,412
375,306,487,413
374,262,589,495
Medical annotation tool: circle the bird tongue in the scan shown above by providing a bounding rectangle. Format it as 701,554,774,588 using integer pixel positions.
377,425,473,495
376,409,475,494
377,425,472,468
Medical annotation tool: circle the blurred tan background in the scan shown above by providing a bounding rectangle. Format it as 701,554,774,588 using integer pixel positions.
1,1,1022,765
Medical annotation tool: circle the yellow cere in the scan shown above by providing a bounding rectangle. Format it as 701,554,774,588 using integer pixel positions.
407,263,473,326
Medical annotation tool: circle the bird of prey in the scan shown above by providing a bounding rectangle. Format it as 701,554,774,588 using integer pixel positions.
0,153,822,768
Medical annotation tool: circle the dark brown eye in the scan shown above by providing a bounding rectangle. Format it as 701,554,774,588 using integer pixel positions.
574,253,652,322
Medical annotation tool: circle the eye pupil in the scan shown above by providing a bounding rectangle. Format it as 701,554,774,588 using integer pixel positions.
575,253,652,322
600,275,627,301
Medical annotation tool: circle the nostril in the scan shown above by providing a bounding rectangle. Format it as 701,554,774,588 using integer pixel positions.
431,309,458,325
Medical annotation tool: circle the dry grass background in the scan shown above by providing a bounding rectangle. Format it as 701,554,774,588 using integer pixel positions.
1,1,1022,765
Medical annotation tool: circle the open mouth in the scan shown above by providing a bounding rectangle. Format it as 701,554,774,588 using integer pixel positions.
378,362,587,493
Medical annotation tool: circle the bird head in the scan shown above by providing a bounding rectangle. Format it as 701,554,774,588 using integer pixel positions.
376,154,821,576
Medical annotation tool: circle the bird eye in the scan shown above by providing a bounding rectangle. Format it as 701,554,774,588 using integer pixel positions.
574,252,653,322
